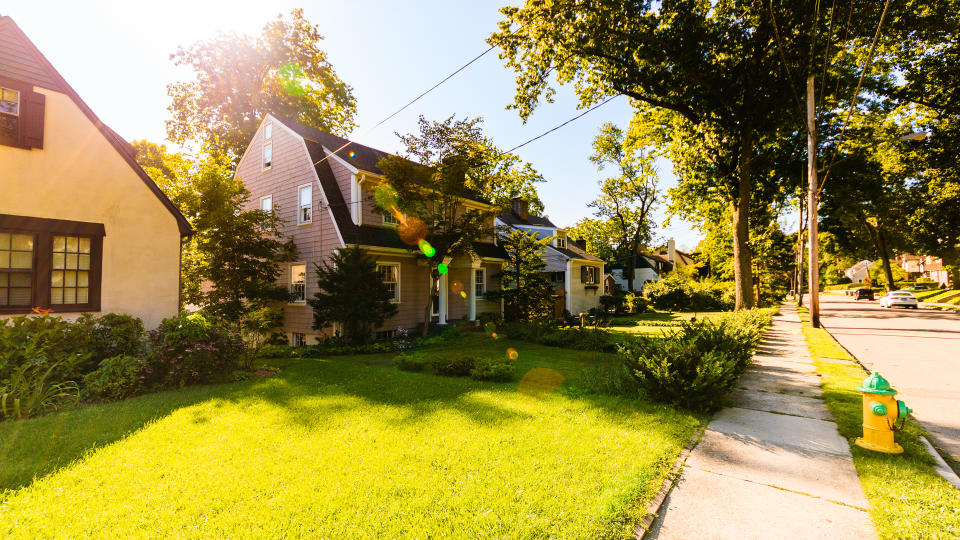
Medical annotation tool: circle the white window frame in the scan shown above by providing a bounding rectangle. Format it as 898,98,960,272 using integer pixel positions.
290,263,306,303
262,141,273,170
475,268,486,298
297,184,313,225
382,212,400,226
377,262,400,303
291,332,306,347
556,236,566,249
263,123,272,140
260,195,273,213
583,265,600,285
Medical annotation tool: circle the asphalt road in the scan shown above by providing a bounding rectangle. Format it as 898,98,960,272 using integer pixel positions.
814,293,960,461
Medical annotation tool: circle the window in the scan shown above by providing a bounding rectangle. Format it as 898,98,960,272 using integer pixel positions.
0,87,19,143
262,142,273,170
0,232,34,307
378,263,400,303
475,268,486,297
581,266,600,285
297,184,313,224
0,215,103,314
549,271,565,284
382,212,400,226
291,332,306,347
290,263,306,303
556,236,566,249
260,195,273,213
375,329,395,341
263,123,272,140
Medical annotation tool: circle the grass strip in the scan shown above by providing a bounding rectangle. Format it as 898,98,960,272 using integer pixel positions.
796,306,960,539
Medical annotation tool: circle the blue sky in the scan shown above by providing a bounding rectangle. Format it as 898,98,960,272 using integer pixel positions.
8,0,702,251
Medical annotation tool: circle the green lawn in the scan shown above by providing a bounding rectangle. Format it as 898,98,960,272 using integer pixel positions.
797,307,960,539
0,334,698,539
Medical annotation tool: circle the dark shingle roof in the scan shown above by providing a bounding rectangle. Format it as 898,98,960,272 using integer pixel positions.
0,16,191,236
551,243,604,263
497,212,556,228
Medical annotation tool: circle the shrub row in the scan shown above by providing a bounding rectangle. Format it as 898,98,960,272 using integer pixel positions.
642,275,735,312
0,312,243,419
257,327,462,359
395,350,515,382
498,320,618,352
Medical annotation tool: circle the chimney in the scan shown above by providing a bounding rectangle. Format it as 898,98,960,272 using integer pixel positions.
667,238,676,264
511,197,529,221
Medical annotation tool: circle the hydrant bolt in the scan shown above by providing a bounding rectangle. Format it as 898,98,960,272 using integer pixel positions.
870,402,888,416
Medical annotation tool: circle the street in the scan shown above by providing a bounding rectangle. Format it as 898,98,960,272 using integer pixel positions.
816,293,960,461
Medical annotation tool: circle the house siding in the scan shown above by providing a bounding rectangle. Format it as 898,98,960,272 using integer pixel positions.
569,260,604,314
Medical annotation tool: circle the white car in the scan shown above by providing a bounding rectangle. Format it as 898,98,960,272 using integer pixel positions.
879,291,919,309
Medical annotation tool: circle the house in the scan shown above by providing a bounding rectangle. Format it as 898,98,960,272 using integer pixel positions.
234,114,506,345
654,238,697,269
610,253,670,292
495,199,605,315
0,17,191,328
844,260,872,283
898,253,950,287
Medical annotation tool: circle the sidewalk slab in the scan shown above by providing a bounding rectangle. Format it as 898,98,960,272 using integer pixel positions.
729,388,833,421
748,359,818,375
687,428,869,507
738,370,824,398
708,407,850,457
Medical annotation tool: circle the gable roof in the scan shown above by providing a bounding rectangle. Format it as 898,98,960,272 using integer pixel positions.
497,212,557,228
0,16,191,236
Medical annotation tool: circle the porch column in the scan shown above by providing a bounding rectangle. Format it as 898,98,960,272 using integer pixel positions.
565,259,574,313
469,265,478,321
439,272,448,325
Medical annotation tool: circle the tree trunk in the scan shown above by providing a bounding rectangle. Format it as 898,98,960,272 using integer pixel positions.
626,241,637,292
732,124,755,310
422,273,438,337
876,228,896,292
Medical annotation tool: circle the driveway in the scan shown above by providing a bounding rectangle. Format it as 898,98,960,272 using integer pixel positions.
815,293,960,461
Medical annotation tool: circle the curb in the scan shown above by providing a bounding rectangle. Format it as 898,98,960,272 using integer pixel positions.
634,426,706,539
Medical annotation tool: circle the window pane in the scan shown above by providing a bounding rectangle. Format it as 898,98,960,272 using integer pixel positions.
263,144,272,166
65,253,78,269
51,288,63,304
77,288,89,303
65,236,78,253
10,234,31,252
79,237,91,254
0,289,6,305
52,252,64,269
65,271,77,287
63,288,76,304
299,186,312,206
11,251,32,269
0,273,6,287
0,88,18,115
10,287,30,305
475,269,484,284
53,236,65,252
79,254,90,270
51,270,63,287
78,271,88,287
11,272,30,287
261,196,272,212
0,233,8,250
0,251,9,268
264,124,272,139
292,264,306,284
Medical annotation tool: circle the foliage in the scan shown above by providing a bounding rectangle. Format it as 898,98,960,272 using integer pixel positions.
586,122,659,291
166,9,356,159
569,358,642,398
642,275,735,312
395,349,515,381
82,355,145,402
492,227,555,321
145,313,244,388
499,320,617,353
468,356,516,382
82,314,145,367
0,315,92,388
377,116,503,335
566,217,619,264
308,246,399,345
621,315,769,411
1,361,78,420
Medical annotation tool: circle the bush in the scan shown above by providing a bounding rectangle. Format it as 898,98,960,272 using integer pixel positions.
82,355,144,401
85,314,145,367
642,275,734,312
620,314,770,411
469,357,515,381
431,354,477,377
1,360,79,419
0,315,93,386
145,313,244,388
500,320,617,352
395,352,433,372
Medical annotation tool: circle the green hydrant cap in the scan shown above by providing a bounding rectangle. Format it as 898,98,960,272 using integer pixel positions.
858,372,898,395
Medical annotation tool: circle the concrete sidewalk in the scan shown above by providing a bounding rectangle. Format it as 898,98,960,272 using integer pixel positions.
647,304,876,539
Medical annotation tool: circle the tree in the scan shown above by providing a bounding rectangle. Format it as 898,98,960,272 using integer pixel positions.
567,217,619,265
308,246,398,344
166,9,356,159
495,228,555,321
587,123,658,292
377,116,502,336
134,145,297,330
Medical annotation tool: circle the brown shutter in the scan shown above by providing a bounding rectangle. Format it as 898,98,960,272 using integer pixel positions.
580,266,587,283
22,90,45,149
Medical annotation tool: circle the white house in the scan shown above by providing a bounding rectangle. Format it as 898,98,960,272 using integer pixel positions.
844,260,872,283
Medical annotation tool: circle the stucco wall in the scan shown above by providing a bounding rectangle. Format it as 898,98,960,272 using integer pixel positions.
0,88,181,328
569,260,604,314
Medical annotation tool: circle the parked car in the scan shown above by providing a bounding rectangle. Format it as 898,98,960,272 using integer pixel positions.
853,288,875,301
879,291,919,309
902,285,935,292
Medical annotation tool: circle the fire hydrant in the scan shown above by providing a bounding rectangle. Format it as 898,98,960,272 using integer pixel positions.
854,372,912,454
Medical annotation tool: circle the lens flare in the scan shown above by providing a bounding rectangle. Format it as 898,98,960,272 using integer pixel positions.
374,184,399,211
484,322,496,335
460,291,468,299
418,239,436,257
506,348,519,361
399,217,428,245
518,368,564,398
348,151,356,158
491,332,498,339
437,263,449,275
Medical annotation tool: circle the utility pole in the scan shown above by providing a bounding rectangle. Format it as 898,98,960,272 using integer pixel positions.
807,76,820,327
796,193,804,308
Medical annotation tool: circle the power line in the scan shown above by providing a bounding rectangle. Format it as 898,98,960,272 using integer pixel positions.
506,95,622,153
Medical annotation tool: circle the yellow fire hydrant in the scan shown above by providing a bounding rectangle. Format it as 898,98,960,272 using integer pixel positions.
855,372,912,454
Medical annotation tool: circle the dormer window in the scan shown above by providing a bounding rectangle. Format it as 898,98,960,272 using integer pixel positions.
0,87,20,143
556,235,566,249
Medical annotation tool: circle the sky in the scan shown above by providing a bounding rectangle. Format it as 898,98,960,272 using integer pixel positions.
7,0,702,251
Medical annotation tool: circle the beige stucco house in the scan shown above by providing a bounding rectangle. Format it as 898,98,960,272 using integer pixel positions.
0,16,191,328
235,114,506,345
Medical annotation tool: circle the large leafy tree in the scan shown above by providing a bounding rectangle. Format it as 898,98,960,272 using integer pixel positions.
495,227,555,321
377,116,502,336
135,144,297,329
567,217,619,265
587,123,658,292
308,246,398,344
166,9,356,159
